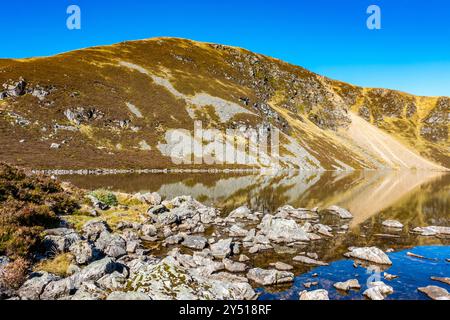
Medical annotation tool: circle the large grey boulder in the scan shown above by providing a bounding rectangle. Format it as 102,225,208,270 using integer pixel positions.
210,239,233,259
181,235,207,250
43,228,81,254
41,258,119,300
247,268,294,286
18,272,60,300
258,215,310,242
82,220,110,241
95,231,127,258
344,247,392,265
69,240,94,265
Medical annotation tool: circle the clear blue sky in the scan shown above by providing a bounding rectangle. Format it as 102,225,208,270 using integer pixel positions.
1,0,449,96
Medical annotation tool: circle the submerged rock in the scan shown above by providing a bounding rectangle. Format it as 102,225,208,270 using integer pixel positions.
247,268,294,286
412,226,450,237
299,289,329,300
333,279,361,292
363,282,394,300
431,277,450,286
293,255,328,266
270,262,294,271
344,247,392,265
418,286,450,300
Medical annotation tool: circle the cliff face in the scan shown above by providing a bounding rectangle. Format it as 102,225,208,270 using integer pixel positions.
0,38,448,170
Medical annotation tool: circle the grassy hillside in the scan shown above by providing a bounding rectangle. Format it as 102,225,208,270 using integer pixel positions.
0,38,448,170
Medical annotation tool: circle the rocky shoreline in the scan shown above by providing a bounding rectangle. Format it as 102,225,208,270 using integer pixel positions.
1,187,449,301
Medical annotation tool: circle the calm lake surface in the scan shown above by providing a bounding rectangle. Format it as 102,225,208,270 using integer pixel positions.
61,170,450,300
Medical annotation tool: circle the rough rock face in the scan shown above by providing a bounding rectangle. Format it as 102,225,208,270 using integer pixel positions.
344,247,392,265
420,97,449,142
0,38,447,170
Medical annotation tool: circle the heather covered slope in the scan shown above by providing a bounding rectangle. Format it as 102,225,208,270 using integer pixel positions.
0,38,448,170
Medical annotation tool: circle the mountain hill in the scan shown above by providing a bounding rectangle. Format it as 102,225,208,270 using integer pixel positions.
0,37,448,170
